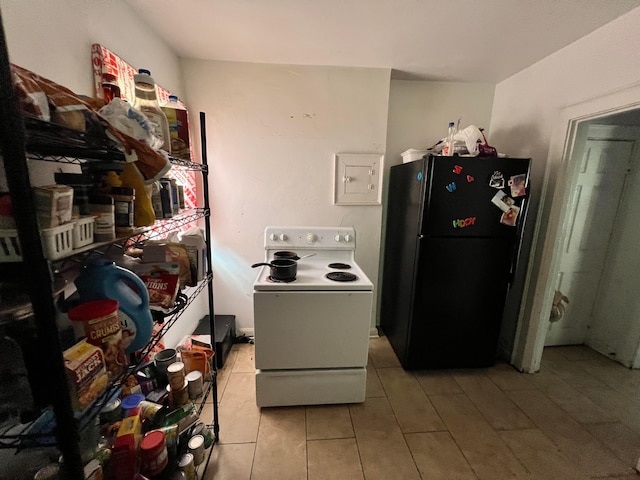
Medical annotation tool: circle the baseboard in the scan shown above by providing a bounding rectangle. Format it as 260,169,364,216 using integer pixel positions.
237,327,254,338
237,327,377,339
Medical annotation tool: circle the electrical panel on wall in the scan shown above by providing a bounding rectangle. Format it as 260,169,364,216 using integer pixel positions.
334,153,383,205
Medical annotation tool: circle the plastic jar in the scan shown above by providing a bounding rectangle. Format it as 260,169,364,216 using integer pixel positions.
88,194,115,242
109,186,135,234
133,69,171,154
67,299,127,378
120,393,145,417
140,430,168,477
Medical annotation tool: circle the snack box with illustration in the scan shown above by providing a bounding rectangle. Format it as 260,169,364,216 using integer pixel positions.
64,340,109,413
133,262,181,311
142,241,195,287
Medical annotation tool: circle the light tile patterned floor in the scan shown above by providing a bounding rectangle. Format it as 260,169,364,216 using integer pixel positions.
200,336,640,480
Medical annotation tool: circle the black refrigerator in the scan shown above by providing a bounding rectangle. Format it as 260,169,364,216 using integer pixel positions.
381,155,531,369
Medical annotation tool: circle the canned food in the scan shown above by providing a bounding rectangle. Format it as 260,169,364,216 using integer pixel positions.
167,361,186,390
99,398,122,424
167,380,189,408
139,400,163,422
191,421,214,449
187,434,205,466
185,370,203,399
178,453,196,480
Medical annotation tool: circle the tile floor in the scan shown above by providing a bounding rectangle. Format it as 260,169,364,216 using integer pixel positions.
198,336,640,480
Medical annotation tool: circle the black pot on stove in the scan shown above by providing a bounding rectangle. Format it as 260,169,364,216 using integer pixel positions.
251,259,297,281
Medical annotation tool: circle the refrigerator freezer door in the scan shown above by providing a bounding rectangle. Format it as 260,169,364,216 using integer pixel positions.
422,156,531,238
403,236,514,369
380,159,426,363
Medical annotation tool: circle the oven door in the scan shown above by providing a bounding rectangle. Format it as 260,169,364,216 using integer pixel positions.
253,291,372,370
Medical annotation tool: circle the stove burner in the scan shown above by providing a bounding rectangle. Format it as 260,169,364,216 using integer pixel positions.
267,276,296,283
326,272,358,282
328,262,351,269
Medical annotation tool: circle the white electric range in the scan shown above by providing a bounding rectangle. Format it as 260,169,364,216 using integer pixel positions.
253,226,373,407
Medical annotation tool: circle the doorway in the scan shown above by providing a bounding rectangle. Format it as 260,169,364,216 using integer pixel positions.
545,121,640,358
512,83,640,374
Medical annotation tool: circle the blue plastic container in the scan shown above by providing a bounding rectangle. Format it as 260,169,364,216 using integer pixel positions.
75,258,153,353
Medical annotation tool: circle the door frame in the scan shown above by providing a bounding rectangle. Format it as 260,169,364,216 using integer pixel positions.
545,124,640,347
512,84,640,373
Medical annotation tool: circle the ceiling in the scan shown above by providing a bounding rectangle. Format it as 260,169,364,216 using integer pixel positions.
127,0,640,84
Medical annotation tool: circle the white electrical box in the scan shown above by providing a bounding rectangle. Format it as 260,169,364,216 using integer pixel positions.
333,153,383,205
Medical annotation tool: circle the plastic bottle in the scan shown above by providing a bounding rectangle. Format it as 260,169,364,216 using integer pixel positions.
88,194,116,242
119,162,156,227
74,258,153,353
109,186,135,235
444,121,456,157
133,69,171,154
161,95,191,160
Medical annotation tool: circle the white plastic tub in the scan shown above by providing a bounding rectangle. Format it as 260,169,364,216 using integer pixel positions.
401,149,427,163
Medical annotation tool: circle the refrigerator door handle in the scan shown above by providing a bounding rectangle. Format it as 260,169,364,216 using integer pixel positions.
509,236,523,286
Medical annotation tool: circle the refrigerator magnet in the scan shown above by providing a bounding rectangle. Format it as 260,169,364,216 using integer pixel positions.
453,165,463,174
508,174,527,197
446,182,457,192
491,190,515,213
466,174,474,183
500,205,520,227
489,171,505,189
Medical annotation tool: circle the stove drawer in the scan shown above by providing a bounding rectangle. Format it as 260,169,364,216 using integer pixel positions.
253,291,372,370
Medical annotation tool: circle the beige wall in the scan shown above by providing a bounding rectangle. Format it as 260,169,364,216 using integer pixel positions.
181,59,391,333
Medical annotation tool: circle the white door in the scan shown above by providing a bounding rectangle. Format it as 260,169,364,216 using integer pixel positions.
545,133,636,346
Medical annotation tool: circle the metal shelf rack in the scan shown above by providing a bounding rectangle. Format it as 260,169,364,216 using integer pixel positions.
0,18,218,479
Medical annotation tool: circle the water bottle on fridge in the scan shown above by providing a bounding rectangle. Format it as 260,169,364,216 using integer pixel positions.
443,121,456,156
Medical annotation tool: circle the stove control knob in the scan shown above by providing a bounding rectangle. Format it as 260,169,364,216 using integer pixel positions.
334,234,342,242
306,233,318,243
344,234,353,242
269,233,278,241
279,233,288,241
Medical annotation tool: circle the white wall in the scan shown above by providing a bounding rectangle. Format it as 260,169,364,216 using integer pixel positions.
0,0,184,97
489,6,640,370
0,0,205,344
181,59,391,333
380,79,496,323
385,80,496,167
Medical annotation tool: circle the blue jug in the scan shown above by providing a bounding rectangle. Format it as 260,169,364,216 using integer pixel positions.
75,258,153,353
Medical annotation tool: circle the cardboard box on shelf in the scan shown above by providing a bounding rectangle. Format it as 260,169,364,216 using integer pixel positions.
63,340,108,412
34,184,74,228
